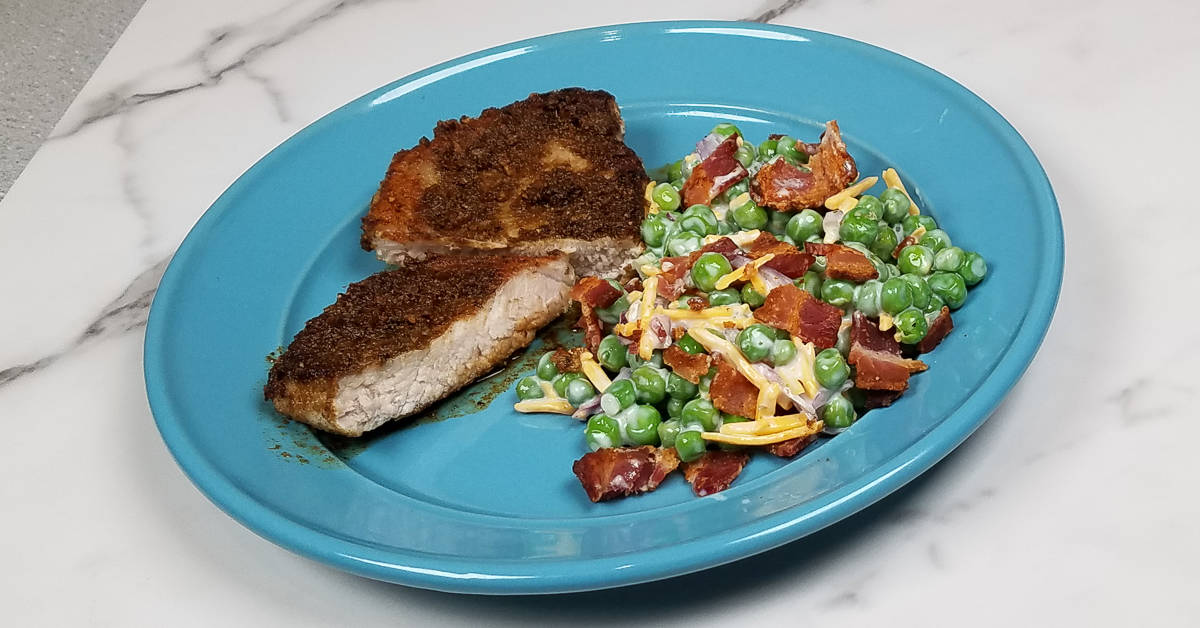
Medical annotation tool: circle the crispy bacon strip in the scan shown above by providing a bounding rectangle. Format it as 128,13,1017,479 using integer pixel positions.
893,230,923,259
744,232,814,278
752,284,843,349
572,446,680,502
765,434,818,458
662,345,712,384
859,389,904,409
687,296,708,311
682,450,750,496
804,242,877,282
577,303,604,354
916,306,954,354
709,357,758,418
750,121,858,211
848,312,926,391
657,256,691,300
682,136,749,206
550,347,586,373
570,277,621,309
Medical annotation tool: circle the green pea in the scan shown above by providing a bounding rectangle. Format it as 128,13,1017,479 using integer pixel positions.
854,279,883,317
852,195,883,221
727,179,750,198
919,228,951,253
786,209,824,242
667,372,699,400
626,405,663,446
680,157,697,179
566,377,596,407
796,270,823,296
671,177,686,190
901,214,937,236
597,335,627,371
767,209,791,236
927,271,968,309
676,333,706,354
711,123,741,139
707,288,741,306
596,294,629,325
933,246,966,273
810,254,827,274
640,214,670,247
897,244,935,275
737,324,775,362
667,160,684,182
758,138,778,158
731,197,768,230
665,232,703,257
698,373,713,396
814,348,850,389
679,214,713,237
958,251,988,286
631,366,667,404
839,214,880,246
666,398,687,420
536,352,559,380
734,144,756,168
821,394,857,429
894,307,928,344
516,376,544,400
741,284,766,307
821,279,856,308
681,398,719,432
600,378,636,415
675,430,707,462
682,204,719,233
658,419,682,447
763,325,790,341
879,188,911,224
585,414,621,451
775,135,797,152
870,226,899,261
552,372,580,397
925,293,946,313
780,144,808,165
651,182,681,212
899,273,932,311
880,277,914,315
691,252,734,292
770,338,797,366
835,319,852,355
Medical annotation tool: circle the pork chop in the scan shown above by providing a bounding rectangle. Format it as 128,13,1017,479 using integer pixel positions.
360,88,648,278
264,253,575,436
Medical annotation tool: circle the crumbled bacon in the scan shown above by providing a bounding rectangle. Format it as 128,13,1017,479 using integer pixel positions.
570,277,621,309
687,296,708,311
744,232,814,278
550,347,586,373
623,276,643,293
577,303,604,354
657,256,691,300
572,446,680,502
804,242,877,282
893,230,922,259
765,434,818,458
709,357,758,418
750,121,858,211
859,389,904,409
696,236,740,257
662,345,712,384
916,306,954,354
848,312,927,391
682,136,748,206
752,284,843,349
682,450,750,496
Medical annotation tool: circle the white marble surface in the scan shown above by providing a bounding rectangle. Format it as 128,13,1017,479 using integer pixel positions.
1,0,1197,624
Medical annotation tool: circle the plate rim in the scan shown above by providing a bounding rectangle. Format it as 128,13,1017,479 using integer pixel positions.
144,19,1063,594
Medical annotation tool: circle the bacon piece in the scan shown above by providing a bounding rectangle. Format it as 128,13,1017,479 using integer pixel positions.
916,306,954,354
804,242,877,282
570,277,621,309
696,236,740,257
657,256,691,299
765,434,818,458
750,121,858,211
848,312,927,391
752,284,843,349
893,230,922,259
859,389,904,409
709,357,758,418
681,136,749,206
682,450,750,496
662,345,712,384
687,296,708,311
550,347,586,373
577,303,604,354
572,446,681,502
623,276,643,293
743,231,814,278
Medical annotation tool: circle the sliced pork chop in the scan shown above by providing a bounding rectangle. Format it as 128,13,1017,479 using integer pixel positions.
360,88,648,278
264,253,574,436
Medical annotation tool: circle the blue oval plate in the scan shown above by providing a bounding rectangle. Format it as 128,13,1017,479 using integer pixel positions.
145,21,1061,594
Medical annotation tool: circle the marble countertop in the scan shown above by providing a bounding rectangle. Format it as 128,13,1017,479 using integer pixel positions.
2,0,1196,624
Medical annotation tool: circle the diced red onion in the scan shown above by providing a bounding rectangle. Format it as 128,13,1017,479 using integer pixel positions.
729,254,752,269
823,210,844,244
757,266,792,292
696,134,723,160
571,395,603,420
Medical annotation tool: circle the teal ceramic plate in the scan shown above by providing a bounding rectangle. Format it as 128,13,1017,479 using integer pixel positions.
145,21,1062,594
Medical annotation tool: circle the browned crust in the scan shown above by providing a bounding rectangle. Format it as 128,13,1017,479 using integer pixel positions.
264,253,566,402
361,88,649,252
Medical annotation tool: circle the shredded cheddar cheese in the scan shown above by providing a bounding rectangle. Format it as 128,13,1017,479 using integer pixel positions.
538,380,559,399
636,276,659,360
514,399,575,414
721,413,807,436
579,351,612,392
835,196,859,213
824,176,879,209
639,264,661,277
690,328,769,389
755,383,781,419
701,420,824,446
882,168,921,216
704,230,761,247
878,312,894,331
713,265,746,290
645,182,660,214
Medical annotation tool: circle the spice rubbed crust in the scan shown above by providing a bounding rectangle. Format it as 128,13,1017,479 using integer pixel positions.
264,253,575,436
361,88,649,278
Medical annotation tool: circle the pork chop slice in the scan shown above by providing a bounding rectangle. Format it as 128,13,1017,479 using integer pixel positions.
360,88,648,278
264,253,574,436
